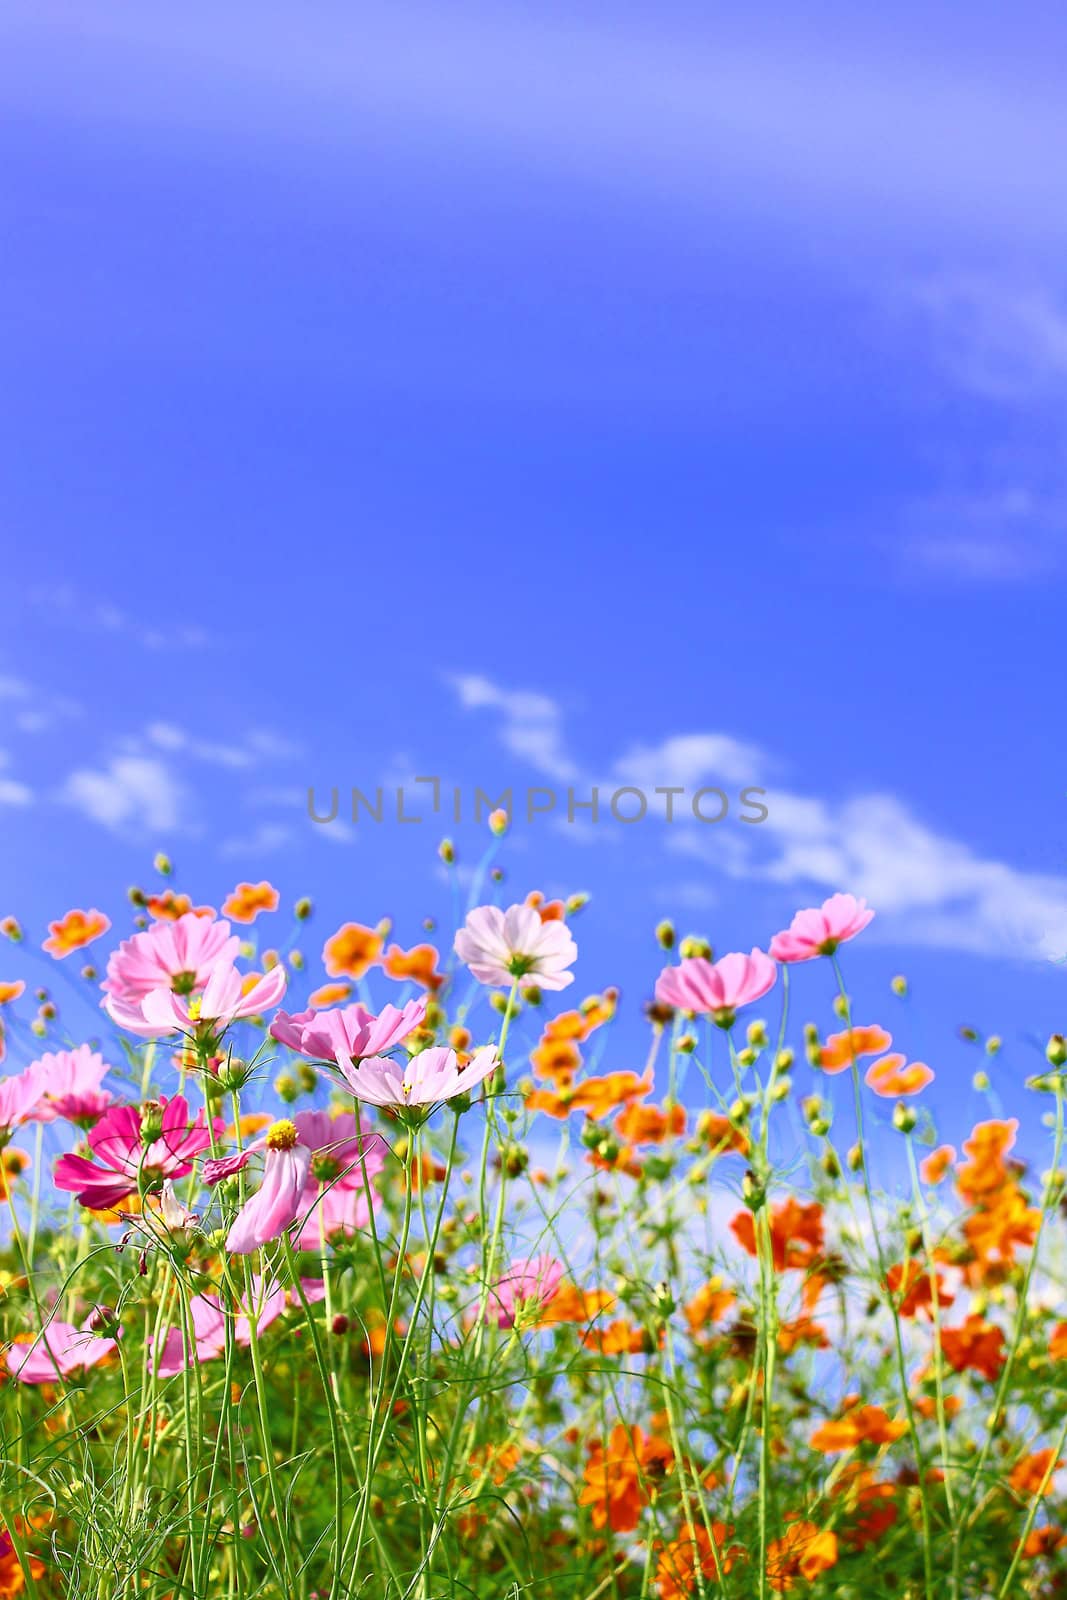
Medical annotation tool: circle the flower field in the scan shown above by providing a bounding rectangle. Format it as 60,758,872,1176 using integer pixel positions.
1,855,1065,1599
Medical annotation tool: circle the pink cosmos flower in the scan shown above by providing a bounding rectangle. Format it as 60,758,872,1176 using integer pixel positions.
769,893,875,963
151,1276,324,1376
271,998,426,1064
655,948,777,1026
485,1253,564,1329
0,1063,46,1139
24,1045,113,1127
140,960,288,1037
54,1095,218,1211
206,1113,387,1253
102,912,242,1036
454,904,577,992
5,1315,119,1384
339,1045,500,1111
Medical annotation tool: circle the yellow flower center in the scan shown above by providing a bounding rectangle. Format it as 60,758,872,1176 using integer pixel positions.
265,1118,299,1152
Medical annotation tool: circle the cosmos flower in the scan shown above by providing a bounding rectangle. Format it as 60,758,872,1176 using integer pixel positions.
221,881,279,923
454,904,577,992
769,893,874,963
150,1276,322,1376
139,960,288,1037
42,908,111,959
5,1316,119,1384
0,1064,46,1141
338,1045,500,1112
23,1045,113,1126
54,1095,217,1211
485,1254,564,1330
101,912,242,1036
270,997,426,1065
655,948,776,1026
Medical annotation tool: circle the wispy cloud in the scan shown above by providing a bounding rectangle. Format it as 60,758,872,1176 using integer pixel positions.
61,755,187,836
454,673,1067,962
0,751,32,807
910,277,1067,402
449,673,580,783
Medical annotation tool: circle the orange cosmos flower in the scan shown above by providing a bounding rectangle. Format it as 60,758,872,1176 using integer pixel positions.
542,991,617,1043
730,1199,825,1273
226,1112,273,1140
0,983,24,1006
579,1424,674,1533
1021,1525,1064,1558
145,891,214,920
830,1465,899,1550
538,1283,615,1326
685,1277,736,1336
810,1403,907,1453
582,1319,653,1355
524,890,567,922
940,1314,1006,1380
530,1036,582,1084
818,1024,892,1072
0,1149,30,1200
568,1069,652,1120
921,1145,956,1185
766,1521,838,1591
956,1119,1020,1201
655,1521,741,1598
865,1053,934,1097
1010,1449,1063,1497
697,1111,750,1157
614,1100,686,1145
322,920,386,979
42,908,111,958
885,1260,955,1319
777,1316,830,1353
1051,1322,1067,1361
308,981,352,1007
382,942,445,992
221,881,279,923
0,1518,47,1597
915,1393,962,1420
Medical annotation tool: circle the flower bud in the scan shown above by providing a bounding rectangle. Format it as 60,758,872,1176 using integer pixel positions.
290,949,305,971
770,1075,792,1103
0,916,24,941
566,892,590,915
972,1070,990,1092
656,920,676,951
1047,1034,1067,1067
746,1020,768,1049
140,1102,165,1143
294,897,313,921
87,1304,120,1335
892,1102,917,1133
30,1019,46,1038
652,1281,676,1318
438,838,456,865
832,993,849,1020
847,1142,864,1172
775,1047,795,1072
820,1149,841,1179
523,985,543,1008
985,1035,1002,1057
275,1071,299,1103
679,936,711,960
891,974,908,997
736,1047,757,1068
153,853,173,877
488,808,509,836
676,1033,697,1054
80,964,97,981
331,1313,349,1336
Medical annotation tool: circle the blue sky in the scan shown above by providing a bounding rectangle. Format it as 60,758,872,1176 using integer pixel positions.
2,2,1066,1153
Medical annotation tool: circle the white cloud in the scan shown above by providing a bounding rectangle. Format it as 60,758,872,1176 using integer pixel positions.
910,277,1067,402
62,756,186,835
449,673,579,782
0,750,32,806
457,673,1067,963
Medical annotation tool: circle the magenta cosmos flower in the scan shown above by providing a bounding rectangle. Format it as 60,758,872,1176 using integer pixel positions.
5,1316,119,1384
205,1113,387,1254
24,1045,113,1127
102,912,242,1036
54,1095,218,1211
140,959,287,1038
339,1044,499,1113
271,997,426,1064
486,1253,564,1329
454,904,577,992
769,893,875,963
655,948,777,1027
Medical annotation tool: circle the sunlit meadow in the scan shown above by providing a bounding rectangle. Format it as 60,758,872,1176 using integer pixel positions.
1,827,1065,1599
